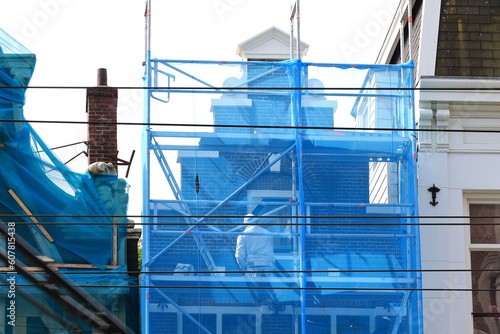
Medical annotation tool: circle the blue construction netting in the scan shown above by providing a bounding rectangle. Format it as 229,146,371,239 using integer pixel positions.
142,58,423,333
0,28,137,333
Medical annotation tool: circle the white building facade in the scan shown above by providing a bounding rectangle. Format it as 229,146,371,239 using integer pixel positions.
378,1,500,333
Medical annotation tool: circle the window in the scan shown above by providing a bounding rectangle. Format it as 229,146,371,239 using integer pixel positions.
183,314,216,334
222,314,256,334
470,203,500,334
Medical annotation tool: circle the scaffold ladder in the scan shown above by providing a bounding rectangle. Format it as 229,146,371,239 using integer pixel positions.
150,137,219,276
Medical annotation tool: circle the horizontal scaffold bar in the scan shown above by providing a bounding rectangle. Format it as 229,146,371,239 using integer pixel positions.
150,199,415,208
149,230,416,238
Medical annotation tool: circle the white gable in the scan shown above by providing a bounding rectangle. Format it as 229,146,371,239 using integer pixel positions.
236,26,309,61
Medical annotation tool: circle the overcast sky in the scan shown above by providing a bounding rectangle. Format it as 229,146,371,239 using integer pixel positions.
1,0,397,215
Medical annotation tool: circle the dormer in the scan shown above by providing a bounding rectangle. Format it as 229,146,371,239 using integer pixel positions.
236,26,309,61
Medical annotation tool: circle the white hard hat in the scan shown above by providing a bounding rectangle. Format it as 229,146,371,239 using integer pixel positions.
243,213,254,224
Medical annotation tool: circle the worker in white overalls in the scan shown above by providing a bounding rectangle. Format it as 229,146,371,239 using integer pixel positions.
235,214,275,277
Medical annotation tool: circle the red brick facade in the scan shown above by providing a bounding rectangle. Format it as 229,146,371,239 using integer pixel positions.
86,70,118,166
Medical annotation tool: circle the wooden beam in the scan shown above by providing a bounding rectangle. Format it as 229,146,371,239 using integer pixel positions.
49,263,121,269
8,189,54,242
0,264,121,272
37,255,55,263
0,266,47,271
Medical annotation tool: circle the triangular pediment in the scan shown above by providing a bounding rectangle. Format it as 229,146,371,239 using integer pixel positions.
236,26,309,61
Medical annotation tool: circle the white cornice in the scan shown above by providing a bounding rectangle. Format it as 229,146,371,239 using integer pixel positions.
420,76,500,105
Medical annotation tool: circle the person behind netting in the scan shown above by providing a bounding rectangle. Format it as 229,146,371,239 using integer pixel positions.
235,214,275,277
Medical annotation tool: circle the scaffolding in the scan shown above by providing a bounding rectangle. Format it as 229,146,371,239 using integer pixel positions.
141,56,423,333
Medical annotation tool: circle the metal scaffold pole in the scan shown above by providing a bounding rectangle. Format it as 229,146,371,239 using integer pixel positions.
407,0,413,62
290,59,307,334
142,1,152,333
295,0,301,59
145,0,151,61
289,5,295,59
289,0,301,59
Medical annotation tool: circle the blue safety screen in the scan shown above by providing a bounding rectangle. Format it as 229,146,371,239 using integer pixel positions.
142,58,423,333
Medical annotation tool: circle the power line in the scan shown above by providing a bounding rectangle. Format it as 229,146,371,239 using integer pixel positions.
0,283,493,292
1,118,499,134
0,76,495,319
2,85,500,91
0,214,498,227
0,213,493,219
0,222,497,227
5,268,500,275
0,219,498,226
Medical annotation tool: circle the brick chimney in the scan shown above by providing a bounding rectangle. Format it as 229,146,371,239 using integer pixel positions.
86,68,118,166
86,68,142,290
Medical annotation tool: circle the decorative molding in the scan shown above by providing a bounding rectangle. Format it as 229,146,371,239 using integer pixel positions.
435,102,450,152
418,101,449,152
418,103,433,152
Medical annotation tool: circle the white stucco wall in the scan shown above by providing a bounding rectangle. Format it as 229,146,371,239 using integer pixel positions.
419,77,500,333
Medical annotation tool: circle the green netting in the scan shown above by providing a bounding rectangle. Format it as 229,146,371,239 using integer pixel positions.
0,28,125,267
0,28,137,333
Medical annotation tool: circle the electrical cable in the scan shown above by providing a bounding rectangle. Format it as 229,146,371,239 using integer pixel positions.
0,221,497,226
0,214,497,222
2,85,500,91
1,268,498,276
1,81,498,317
0,283,495,292
2,118,500,134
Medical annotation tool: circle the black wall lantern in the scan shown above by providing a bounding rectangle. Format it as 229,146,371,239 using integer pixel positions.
427,184,440,206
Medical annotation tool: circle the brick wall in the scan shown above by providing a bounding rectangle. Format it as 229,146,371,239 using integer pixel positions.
152,150,402,274
86,68,118,165
436,0,500,76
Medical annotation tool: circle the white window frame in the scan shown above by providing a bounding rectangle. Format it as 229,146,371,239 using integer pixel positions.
465,192,500,334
